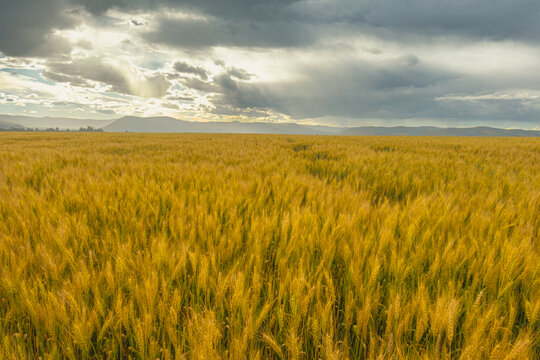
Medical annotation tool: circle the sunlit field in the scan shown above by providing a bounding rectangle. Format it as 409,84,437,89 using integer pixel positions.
0,133,539,359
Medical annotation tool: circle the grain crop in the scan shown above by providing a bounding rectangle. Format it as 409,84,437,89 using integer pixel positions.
0,133,538,359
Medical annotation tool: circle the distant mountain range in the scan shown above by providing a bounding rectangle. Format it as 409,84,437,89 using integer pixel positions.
0,119,24,129
103,116,342,135
1,115,539,137
344,126,540,137
0,115,113,130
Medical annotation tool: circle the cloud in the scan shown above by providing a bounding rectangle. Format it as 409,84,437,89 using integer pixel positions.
3,0,540,58
42,70,91,87
173,61,209,80
130,19,144,26
71,0,540,50
202,57,451,118
1,0,540,128
161,102,179,110
291,0,540,43
0,0,77,57
435,92,540,102
72,0,301,20
226,67,253,81
179,77,220,93
142,15,315,50
75,0,539,44
166,95,194,102
185,54,540,125
46,57,171,97
71,0,123,16
98,108,116,114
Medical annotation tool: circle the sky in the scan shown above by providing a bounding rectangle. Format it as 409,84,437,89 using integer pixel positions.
1,0,540,128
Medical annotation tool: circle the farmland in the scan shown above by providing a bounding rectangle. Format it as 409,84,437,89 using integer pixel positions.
0,133,539,359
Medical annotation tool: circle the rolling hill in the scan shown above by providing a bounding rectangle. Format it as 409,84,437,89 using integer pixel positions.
103,116,338,135
1,114,539,136
0,115,113,130
343,126,540,137
0,119,24,130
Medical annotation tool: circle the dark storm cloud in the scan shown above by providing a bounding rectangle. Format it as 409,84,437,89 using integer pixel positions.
140,1,312,49
142,16,315,49
139,0,540,49
291,0,540,42
196,57,540,124
366,1,540,42
179,77,220,93
175,0,299,20
72,0,300,19
71,0,125,16
70,0,540,42
210,56,454,112
66,0,313,49
2,0,540,126
3,0,540,58
173,61,209,80
0,0,76,57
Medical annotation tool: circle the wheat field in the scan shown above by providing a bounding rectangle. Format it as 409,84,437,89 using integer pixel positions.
0,133,538,359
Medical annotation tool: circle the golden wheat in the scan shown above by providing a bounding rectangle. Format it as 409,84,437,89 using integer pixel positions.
0,133,539,359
